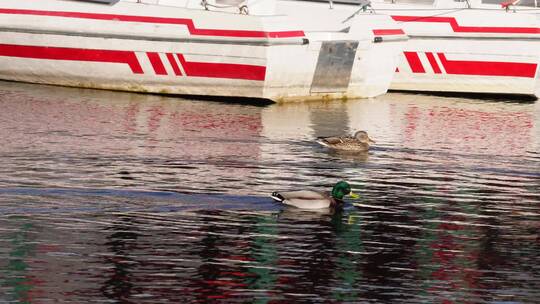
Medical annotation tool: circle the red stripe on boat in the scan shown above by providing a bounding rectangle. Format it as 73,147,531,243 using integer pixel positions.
437,53,537,78
372,29,405,35
0,43,143,73
0,8,305,38
176,54,266,81
166,53,182,76
391,15,540,34
425,52,442,74
147,52,167,75
404,51,425,73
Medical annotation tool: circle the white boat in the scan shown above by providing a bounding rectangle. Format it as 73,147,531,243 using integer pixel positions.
279,0,540,98
0,0,406,102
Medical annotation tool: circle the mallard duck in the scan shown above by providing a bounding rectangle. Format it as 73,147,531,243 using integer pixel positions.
316,130,375,152
271,181,359,209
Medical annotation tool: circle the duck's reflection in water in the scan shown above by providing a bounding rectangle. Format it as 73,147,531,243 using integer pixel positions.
327,150,370,163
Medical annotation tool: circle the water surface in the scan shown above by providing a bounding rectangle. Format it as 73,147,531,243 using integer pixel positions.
0,81,539,303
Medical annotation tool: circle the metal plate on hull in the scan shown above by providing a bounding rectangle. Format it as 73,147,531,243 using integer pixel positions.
310,41,358,93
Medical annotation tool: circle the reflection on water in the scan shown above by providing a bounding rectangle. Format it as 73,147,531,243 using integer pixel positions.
0,81,538,303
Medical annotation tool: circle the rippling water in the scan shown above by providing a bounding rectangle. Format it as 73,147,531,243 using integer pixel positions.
0,81,539,303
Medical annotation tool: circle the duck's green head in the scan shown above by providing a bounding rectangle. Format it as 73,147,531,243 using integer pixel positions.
331,181,359,200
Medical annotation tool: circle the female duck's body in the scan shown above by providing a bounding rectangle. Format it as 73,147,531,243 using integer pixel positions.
317,130,375,152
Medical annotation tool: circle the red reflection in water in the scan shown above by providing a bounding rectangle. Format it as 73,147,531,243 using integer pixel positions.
400,105,534,155
424,213,484,304
0,90,264,192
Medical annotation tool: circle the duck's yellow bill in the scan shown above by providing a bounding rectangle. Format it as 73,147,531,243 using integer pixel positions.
348,192,360,199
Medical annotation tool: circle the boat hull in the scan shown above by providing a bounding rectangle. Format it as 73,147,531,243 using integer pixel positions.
289,0,540,98
387,9,540,98
0,0,405,102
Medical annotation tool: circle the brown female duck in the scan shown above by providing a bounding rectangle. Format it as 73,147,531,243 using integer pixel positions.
316,130,375,152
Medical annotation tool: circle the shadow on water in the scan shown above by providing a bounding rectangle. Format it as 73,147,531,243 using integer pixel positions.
165,94,274,107
389,90,538,103
0,187,276,215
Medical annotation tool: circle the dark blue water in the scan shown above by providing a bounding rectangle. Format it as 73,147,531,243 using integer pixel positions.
0,81,538,303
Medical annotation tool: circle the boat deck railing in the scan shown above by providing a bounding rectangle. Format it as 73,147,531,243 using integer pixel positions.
72,0,540,9
483,0,538,7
